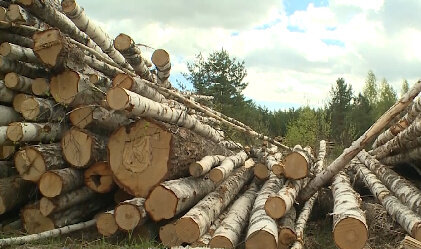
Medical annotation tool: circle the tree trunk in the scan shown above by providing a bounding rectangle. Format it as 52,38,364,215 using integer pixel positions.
257,152,282,180
6,4,46,29
61,127,107,168
0,80,15,104
0,30,33,48
189,155,226,177
175,166,253,243
159,222,183,248
298,81,421,202
245,173,284,249
209,151,248,183
290,192,318,249
108,119,231,197
38,167,84,198
400,235,421,249
69,105,129,132
6,122,64,143
4,72,34,94
0,161,17,178
0,105,21,126
12,93,30,113
84,161,115,193
0,20,40,37
193,206,230,247
112,73,165,103
31,77,49,96
114,33,154,81
20,96,66,122
282,146,313,179
353,161,421,241
96,210,118,237
151,49,171,86
39,186,96,216
114,197,147,231
61,0,132,70
106,87,224,142
380,146,421,165
145,175,218,221
0,55,48,78
0,175,33,214
332,171,368,249
0,42,40,65
50,70,106,106
14,143,66,182
277,208,297,249
210,182,259,248
358,150,421,216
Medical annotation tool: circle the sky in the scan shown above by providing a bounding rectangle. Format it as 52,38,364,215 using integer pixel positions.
78,0,421,111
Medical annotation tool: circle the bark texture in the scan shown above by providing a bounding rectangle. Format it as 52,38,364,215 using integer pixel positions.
69,105,129,132
6,122,63,143
4,72,34,94
114,197,147,231
0,105,22,126
0,80,15,104
0,175,33,214
277,207,297,249
0,55,48,78
0,42,40,64
112,73,165,103
290,193,318,249
38,167,84,198
189,155,226,177
20,96,66,122
209,151,248,183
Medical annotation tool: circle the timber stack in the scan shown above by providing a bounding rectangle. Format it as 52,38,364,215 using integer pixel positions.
1,0,421,248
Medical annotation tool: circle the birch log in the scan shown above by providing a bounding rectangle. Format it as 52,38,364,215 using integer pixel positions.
20,97,66,122
290,193,318,249
175,166,253,243
96,210,118,237
0,80,15,104
106,87,224,142
108,119,231,197
83,161,115,193
38,167,84,198
380,146,421,165
0,175,34,214
189,155,226,177
193,206,230,247
0,105,21,126
114,197,147,231
114,33,154,81
39,186,96,216
298,80,421,202
6,4,46,29
159,222,183,247
4,72,34,94
353,161,421,241
112,73,165,103
0,42,40,64
245,173,284,249
14,143,66,182
282,146,313,179
210,182,259,248
12,93,30,113
0,30,33,48
331,171,368,249
7,122,63,143
145,175,218,221
0,146,15,160
209,151,248,183
277,208,297,249
358,150,421,215
152,49,171,87
69,105,129,132
61,127,107,168
0,55,48,78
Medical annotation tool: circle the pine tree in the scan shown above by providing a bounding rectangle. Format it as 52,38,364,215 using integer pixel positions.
401,79,409,97
362,70,378,106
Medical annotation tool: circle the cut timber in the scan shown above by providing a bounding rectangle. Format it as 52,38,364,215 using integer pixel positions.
4,72,33,94
108,119,231,197
0,55,48,78
209,151,248,183
189,155,226,177
0,175,33,214
31,78,49,96
380,146,421,166
245,173,284,249
0,80,15,103
175,166,253,243
152,49,171,86
39,186,96,216
38,168,84,198
145,175,218,221
7,122,63,143
0,105,21,126
112,73,165,103
401,235,421,249
114,33,154,81
6,4,46,29
0,30,33,48
331,171,367,249
260,152,282,179
277,208,297,249
61,0,133,70
0,161,17,178
282,146,313,179
20,96,66,122
0,42,40,64
50,70,106,106
96,210,118,237
210,182,259,249
290,192,318,249
12,93,30,113
298,80,421,202
254,163,270,180
88,73,112,88
193,206,230,247
0,146,15,160
159,222,183,247
358,150,421,215
107,87,224,142
114,197,147,231
0,20,40,37
61,127,107,168
14,143,66,182
69,105,129,132
353,161,421,241
84,161,115,193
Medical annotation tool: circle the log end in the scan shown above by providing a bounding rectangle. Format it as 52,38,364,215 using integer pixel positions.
69,105,94,129
20,97,40,120
151,49,170,67
175,217,200,243
145,185,177,221
159,223,183,247
245,230,277,249
209,235,234,249
189,162,203,177
283,152,308,179
4,72,19,89
61,0,77,13
39,171,62,198
264,195,286,219
96,212,118,237
333,217,368,249
209,168,223,183
6,122,23,142
106,87,129,111
115,203,141,231
15,147,45,182
22,207,54,234
278,228,297,246
272,163,284,176
33,29,64,67
84,161,115,193
32,78,49,96
112,73,133,89
39,197,55,216
254,163,269,180
0,42,11,56
414,225,421,242
50,70,80,105
61,128,93,168
13,93,30,113
114,34,132,51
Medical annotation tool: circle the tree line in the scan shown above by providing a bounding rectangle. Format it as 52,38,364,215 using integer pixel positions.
184,49,407,155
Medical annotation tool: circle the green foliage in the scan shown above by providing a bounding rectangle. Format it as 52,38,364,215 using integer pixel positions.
375,78,397,119
363,70,378,106
285,106,318,147
401,79,409,97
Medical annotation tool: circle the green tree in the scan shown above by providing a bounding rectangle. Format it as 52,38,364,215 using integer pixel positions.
401,79,409,97
349,93,372,138
375,78,397,118
285,106,318,147
362,70,378,106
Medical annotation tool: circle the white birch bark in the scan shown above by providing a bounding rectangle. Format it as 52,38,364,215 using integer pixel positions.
277,207,297,248
6,122,63,143
39,167,84,197
193,207,230,247
209,151,248,183
175,166,253,243
106,87,224,142
20,96,66,122
0,55,48,78
298,81,421,202
380,146,421,165
0,30,33,48
245,173,284,249
0,105,21,126
0,42,40,64
112,73,166,103
4,72,33,94
69,105,129,132
0,80,14,103
189,155,226,177
290,193,318,249
114,197,147,231
6,4,46,29
151,49,171,86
